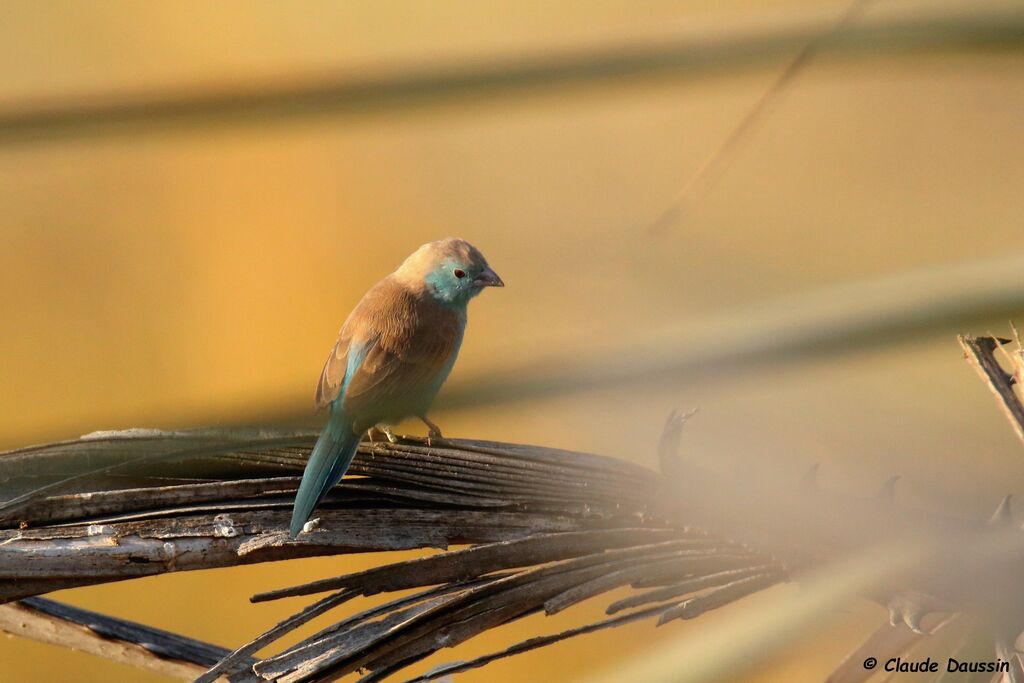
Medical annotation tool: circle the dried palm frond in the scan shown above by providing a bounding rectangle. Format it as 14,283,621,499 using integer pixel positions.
0,427,787,681
5,333,1024,682
0,596,256,681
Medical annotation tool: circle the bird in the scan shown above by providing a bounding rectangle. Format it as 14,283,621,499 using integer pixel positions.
289,238,504,537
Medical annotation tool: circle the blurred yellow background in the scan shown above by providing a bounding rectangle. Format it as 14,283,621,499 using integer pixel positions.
2,0,1023,680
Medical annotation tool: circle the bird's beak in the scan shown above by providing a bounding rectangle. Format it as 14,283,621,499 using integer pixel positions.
474,267,504,287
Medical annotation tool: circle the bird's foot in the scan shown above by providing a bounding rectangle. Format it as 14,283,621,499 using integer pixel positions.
367,426,399,444
426,427,445,447
419,416,446,446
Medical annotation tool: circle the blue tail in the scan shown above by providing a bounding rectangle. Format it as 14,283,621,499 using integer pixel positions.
290,411,359,538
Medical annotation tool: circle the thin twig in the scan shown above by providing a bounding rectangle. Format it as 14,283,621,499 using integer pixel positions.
648,0,874,236
194,589,357,683
400,603,673,682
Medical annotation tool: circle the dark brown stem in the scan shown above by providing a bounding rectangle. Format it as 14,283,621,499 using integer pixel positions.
959,334,1024,446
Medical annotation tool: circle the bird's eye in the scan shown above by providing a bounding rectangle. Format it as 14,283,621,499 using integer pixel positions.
453,268,466,279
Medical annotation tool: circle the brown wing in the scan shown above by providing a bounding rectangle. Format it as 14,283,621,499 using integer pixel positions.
314,277,462,416
343,311,461,413
314,323,352,410
343,286,462,420
313,277,394,410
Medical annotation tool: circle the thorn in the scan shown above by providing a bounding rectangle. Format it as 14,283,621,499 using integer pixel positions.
887,603,901,628
657,410,684,469
799,463,820,490
989,494,1013,527
876,476,900,504
887,592,946,635
993,332,1017,371
680,407,700,422
658,408,698,475
903,607,926,635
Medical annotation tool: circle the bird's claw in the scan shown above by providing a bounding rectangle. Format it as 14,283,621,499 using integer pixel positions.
371,421,445,446
367,426,400,444
419,416,446,446
426,428,445,447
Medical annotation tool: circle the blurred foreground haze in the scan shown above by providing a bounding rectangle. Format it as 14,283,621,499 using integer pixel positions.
1,1,1023,680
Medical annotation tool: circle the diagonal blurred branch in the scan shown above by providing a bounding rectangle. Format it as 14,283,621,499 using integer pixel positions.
0,597,253,681
825,612,956,683
7,252,1024,450
439,253,1024,410
0,6,1021,146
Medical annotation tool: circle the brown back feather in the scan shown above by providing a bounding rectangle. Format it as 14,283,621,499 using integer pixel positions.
314,276,462,421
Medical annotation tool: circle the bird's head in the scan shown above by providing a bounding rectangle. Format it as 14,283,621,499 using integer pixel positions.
396,238,503,308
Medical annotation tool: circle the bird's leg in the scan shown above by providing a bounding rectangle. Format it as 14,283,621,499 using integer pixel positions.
367,425,399,444
418,415,445,446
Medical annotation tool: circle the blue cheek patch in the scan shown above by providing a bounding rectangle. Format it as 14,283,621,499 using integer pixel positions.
424,261,472,307
424,262,453,296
